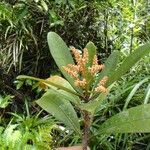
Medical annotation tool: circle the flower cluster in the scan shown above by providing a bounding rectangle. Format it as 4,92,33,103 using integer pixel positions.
63,47,108,93
95,76,108,93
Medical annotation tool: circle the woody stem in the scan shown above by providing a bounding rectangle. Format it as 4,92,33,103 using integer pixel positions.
82,110,91,150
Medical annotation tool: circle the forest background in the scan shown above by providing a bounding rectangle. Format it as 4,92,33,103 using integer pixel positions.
0,0,150,149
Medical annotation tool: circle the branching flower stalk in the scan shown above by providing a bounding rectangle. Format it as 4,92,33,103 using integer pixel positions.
63,47,108,150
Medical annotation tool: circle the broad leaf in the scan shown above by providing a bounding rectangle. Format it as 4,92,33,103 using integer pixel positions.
47,32,78,91
17,75,79,97
79,93,107,115
80,94,106,115
107,43,150,86
84,41,97,85
45,76,80,105
99,104,150,134
94,84,114,114
36,90,81,135
79,84,113,114
85,41,97,66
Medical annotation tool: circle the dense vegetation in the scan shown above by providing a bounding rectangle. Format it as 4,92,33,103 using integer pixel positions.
0,0,150,149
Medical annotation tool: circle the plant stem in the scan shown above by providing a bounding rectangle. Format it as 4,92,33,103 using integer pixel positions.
82,110,91,150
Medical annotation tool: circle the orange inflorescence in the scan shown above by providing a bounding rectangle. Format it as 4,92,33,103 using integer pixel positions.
63,66,78,79
92,55,98,65
95,85,107,93
99,76,109,86
38,81,47,89
71,47,82,65
74,78,87,88
89,64,104,75
63,47,108,93
89,54,105,75
95,76,108,93
83,48,89,65
67,64,79,72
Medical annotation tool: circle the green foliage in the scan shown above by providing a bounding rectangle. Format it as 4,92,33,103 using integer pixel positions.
17,75,79,98
88,58,150,149
17,32,150,150
36,89,81,135
144,84,150,104
95,51,120,87
0,113,54,150
1,0,149,78
1,0,150,149
85,41,97,67
107,43,150,86
123,77,150,109
79,90,110,115
0,95,13,108
99,104,150,134
47,32,76,89
0,93,54,149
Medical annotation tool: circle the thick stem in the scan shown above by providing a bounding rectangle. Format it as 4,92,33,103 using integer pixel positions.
82,110,91,150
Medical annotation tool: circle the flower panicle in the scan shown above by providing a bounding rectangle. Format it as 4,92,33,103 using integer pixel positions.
74,78,87,88
95,85,107,93
71,47,82,65
89,64,105,75
63,46,108,93
89,54,105,75
92,55,98,65
99,76,108,86
71,47,89,75
83,48,89,65
67,64,79,72
95,76,108,93
62,66,78,79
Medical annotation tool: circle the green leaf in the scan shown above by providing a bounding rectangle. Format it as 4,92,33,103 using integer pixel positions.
36,90,81,135
144,84,150,104
44,76,80,105
0,95,13,108
80,94,106,115
107,43,150,86
95,51,120,87
79,84,113,115
47,32,77,89
85,41,97,66
92,51,120,99
41,0,48,12
79,93,107,115
99,104,150,134
17,75,80,97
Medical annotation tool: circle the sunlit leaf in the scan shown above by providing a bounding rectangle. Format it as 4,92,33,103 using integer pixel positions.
45,76,80,105
41,0,48,12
